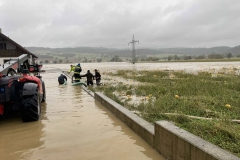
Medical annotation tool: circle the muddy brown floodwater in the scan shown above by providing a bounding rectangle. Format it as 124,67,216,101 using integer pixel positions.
0,64,165,160
1,62,239,160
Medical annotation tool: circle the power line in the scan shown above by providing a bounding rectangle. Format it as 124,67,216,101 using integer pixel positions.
128,35,139,64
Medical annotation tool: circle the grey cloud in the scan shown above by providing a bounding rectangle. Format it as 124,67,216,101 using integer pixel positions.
0,0,240,48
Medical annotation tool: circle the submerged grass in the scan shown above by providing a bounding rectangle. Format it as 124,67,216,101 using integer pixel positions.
90,69,240,157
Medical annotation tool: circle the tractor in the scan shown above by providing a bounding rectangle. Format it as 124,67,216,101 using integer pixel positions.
0,54,46,122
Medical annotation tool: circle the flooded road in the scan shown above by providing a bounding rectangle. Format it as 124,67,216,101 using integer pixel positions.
1,61,240,160
0,64,165,160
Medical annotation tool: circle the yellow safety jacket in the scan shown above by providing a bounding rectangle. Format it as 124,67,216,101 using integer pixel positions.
68,66,75,73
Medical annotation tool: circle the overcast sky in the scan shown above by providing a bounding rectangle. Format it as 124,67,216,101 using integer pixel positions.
0,0,240,48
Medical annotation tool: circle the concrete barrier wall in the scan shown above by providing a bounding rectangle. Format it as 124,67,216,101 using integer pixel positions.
95,92,154,147
155,121,239,160
95,92,240,160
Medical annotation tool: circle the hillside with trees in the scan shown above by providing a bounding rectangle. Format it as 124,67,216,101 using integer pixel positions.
27,46,240,56
26,45,240,63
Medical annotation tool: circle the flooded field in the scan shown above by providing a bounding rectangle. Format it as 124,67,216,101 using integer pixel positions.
1,61,240,160
50,61,240,74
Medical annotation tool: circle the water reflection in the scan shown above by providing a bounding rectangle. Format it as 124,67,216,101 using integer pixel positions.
93,100,164,160
41,99,48,121
0,107,46,160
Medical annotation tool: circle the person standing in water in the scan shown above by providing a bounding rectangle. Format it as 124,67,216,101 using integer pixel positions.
94,69,101,85
58,74,67,85
81,70,94,86
68,64,75,74
73,63,82,82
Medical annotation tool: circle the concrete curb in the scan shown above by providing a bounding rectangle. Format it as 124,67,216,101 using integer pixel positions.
155,121,239,160
95,92,240,160
81,86,95,97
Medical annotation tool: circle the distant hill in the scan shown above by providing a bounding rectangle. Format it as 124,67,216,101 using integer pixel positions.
110,48,165,56
27,47,118,54
160,46,231,55
26,46,239,57
228,45,240,55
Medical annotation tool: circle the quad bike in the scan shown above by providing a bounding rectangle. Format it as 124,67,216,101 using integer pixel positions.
0,54,46,122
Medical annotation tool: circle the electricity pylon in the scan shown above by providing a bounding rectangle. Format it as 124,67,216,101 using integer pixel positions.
128,35,139,64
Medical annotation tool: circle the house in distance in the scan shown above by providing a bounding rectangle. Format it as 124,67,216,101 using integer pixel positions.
0,28,37,65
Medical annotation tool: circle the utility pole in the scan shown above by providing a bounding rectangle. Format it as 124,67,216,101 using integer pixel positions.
128,35,139,64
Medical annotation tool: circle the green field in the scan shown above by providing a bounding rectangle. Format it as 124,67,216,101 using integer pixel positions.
90,69,240,157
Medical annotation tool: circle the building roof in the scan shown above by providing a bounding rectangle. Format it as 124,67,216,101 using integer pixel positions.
0,32,38,58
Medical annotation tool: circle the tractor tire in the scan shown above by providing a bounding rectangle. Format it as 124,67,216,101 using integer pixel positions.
41,81,46,103
21,88,41,122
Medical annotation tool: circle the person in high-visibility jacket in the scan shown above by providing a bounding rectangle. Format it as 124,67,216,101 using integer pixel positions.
73,63,82,82
68,64,75,74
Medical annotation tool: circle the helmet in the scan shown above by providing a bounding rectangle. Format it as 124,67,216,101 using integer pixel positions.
77,63,80,67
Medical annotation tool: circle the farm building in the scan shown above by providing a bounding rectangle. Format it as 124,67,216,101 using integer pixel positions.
0,28,37,65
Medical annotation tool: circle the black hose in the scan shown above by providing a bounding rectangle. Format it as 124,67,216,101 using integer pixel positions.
61,71,72,79
55,68,72,78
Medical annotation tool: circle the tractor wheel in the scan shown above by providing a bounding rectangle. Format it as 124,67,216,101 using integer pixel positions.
21,88,41,122
41,81,46,102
